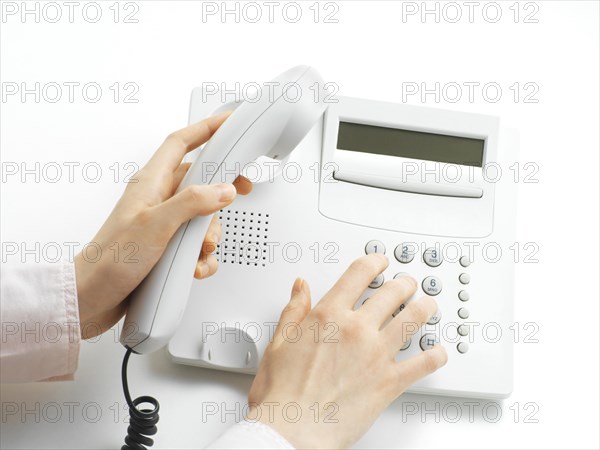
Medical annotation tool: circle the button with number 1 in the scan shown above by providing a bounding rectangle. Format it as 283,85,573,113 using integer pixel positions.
365,240,386,255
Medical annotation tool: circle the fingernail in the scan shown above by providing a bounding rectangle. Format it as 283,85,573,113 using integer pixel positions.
291,277,303,295
216,183,236,202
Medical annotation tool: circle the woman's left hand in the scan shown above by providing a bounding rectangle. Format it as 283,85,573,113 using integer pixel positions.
74,112,251,338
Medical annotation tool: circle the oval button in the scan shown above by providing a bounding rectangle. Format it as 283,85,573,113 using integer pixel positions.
422,276,442,296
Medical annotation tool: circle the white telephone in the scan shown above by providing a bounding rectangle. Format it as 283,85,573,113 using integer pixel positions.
168,74,518,400
117,65,516,449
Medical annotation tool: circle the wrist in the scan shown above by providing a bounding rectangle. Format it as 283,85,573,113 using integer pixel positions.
74,252,97,331
247,404,339,449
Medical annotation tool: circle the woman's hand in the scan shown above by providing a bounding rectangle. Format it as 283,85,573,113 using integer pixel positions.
248,254,448,449
74,112,251,338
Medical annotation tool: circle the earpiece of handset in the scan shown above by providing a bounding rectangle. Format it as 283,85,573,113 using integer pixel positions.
120,65,327,355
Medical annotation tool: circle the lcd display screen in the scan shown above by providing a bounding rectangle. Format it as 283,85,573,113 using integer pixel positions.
337,121,485,167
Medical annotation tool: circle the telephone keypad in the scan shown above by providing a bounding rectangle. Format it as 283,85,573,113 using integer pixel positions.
363,240,474,354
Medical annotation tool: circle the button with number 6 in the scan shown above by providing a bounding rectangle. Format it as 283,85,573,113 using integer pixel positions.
422,276,442,296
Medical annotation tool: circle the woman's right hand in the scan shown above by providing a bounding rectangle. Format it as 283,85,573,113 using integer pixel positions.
247,253,448,449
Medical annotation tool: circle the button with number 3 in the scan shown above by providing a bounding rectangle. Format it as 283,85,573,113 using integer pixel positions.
423,247,443,267
422,276,442,296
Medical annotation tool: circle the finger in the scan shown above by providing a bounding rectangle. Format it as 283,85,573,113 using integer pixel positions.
318,254,388,310
152,183,237,231
382,295,439,349
146,111,232,173
171,162,192,195
390,345,448,395
194,254,219,279
200,216,222,256
359,276,417,327
233,175,253,195
271,278,312,349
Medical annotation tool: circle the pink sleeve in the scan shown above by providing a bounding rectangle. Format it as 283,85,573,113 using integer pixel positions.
0,261,81,383
206,420,295,449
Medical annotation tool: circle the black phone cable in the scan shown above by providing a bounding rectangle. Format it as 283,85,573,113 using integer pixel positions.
121,348,160,450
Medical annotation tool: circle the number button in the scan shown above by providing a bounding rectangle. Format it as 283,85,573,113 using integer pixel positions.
369,274,384,289
422,276,442,296
419,333,439,351
458,324,469,336
458,290,470,301
427,309,442,325
458,307,470,319
394,244,416,263
459,256,471,267
459,273,471,284
365,240,386,255
457,342,469,354
423,247,442,267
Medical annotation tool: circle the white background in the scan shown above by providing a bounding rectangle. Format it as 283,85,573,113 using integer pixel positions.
1,1,599,449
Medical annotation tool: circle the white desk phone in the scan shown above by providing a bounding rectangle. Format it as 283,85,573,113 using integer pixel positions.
118,65,516,448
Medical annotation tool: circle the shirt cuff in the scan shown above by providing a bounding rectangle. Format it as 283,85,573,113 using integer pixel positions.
206,420,295,449
0,260,81,383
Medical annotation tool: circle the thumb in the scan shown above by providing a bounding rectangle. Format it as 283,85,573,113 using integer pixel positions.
153,183,236,231
271,278,311,348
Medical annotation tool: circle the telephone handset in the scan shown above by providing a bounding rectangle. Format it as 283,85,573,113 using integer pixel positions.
120,66,327,355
